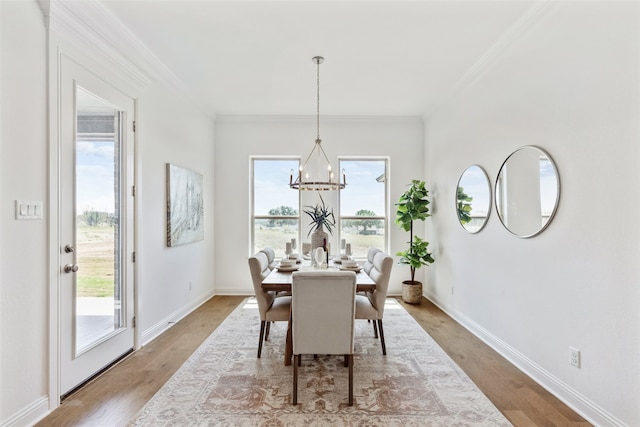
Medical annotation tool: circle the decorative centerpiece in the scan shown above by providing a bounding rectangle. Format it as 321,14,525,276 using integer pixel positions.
303,194,335,252
395,180,435,304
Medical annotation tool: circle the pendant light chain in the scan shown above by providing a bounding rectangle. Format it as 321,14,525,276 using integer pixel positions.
316,57,321,141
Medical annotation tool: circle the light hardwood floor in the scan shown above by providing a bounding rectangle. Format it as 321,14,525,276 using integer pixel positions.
37,295,590,426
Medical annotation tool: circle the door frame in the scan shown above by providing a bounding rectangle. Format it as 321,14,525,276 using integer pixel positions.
48,48,141,409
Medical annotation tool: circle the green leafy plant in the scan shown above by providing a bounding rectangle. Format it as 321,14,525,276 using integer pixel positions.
457,186,473,224
303,194,336,237
395,180,434,284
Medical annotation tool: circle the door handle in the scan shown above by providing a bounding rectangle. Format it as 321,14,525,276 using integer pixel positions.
64,264,79,273
64,244,75,253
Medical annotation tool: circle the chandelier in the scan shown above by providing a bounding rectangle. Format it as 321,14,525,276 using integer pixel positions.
290,56,346,191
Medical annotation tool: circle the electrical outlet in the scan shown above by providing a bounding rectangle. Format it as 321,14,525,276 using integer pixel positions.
570,347,581,368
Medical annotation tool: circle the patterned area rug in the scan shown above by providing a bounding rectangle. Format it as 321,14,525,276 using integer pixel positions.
130,298,511,426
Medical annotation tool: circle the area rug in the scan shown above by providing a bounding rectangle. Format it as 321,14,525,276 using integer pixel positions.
130,298,511,426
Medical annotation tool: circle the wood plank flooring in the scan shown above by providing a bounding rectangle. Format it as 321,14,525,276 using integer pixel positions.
37,295,590,426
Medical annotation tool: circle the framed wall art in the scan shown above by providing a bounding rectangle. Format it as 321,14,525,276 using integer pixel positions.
166,163,204,246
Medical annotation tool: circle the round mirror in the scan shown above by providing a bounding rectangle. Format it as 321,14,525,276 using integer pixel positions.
456,165,491,233
495,146,560,238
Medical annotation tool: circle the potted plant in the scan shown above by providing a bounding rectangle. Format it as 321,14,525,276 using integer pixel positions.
303,194,336,251
395,180,435,304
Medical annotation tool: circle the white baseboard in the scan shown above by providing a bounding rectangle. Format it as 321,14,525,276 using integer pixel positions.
1,396,48,427
140,290,216,346
423,291,627,427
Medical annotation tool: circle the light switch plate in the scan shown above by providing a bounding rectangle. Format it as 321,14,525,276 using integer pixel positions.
15,200,43,220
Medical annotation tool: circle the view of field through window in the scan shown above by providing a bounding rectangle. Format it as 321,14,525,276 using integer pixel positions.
253,158,387,258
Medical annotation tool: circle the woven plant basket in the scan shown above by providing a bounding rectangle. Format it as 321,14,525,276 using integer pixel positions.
402,280,423,304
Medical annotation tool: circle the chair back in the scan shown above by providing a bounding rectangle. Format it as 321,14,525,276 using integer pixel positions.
363,247,381,275
260,247,277,270
366,250,393,317
292,270,357,355
248,252,275,319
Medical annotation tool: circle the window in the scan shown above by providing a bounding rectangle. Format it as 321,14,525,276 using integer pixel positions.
252,158,300,257
339,159,388,258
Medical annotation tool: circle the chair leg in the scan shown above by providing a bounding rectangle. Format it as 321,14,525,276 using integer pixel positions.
257,321,266,358
372,319,379,338
377,319,386,355
343,354,348,367
348,354,354,406
265,321,271,341
293,354,299,405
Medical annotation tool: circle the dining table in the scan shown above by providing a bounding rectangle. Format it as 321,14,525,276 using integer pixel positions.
261,259,376,366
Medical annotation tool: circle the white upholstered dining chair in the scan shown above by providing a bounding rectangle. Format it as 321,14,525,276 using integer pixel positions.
355,249,393,355
291,270,357,406
260,247,277,270
248,251,291,358
363,247,381,276
260,246,291,297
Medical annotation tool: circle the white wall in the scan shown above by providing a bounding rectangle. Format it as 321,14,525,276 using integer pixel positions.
0,0,49,424
136,83,216,343
214,116,425,295
425,2,639,425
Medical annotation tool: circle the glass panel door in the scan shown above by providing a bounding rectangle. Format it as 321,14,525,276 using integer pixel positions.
75,87,124,354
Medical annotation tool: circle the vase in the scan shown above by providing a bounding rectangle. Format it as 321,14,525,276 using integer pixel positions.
402,280,422,304
311,225,329,254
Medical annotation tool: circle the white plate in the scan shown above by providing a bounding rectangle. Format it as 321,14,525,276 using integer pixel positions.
276,266,299,272
340,266,362,273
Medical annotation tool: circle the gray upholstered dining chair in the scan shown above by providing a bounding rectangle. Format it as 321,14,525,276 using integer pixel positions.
291,270,357,406
355,249,393,355
248,251,291,358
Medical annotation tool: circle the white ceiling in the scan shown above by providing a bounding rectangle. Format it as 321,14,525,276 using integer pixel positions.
99,0,539,117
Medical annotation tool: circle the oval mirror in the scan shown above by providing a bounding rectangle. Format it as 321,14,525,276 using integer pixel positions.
456,165,491,233
495,146,560,238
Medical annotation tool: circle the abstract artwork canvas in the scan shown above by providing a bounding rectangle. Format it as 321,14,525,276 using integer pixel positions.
166,163,204,247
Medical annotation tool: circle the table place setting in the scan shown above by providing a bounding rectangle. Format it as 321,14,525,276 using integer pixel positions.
339,259,362,272
276,258,300,272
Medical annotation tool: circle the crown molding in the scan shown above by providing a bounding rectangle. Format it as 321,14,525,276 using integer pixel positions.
48,0,211,115
425,0,553,120
49,0,152,91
